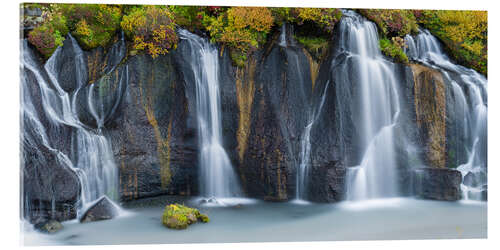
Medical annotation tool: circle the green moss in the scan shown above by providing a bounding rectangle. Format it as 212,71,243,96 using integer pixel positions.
294,35,329,61
162,204,209,230
230,49,247,68
379,37,409,64
198,213,210,223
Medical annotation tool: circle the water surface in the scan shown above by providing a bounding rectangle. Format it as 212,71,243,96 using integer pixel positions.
22,197,487,245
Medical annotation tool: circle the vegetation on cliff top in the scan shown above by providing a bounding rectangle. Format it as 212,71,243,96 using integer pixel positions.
162,204,209,230
379,37,409,64
121,6,178,58
24,4,487,74
61,4,122,50
358,9,416,64
414,10,487,75
358,8,487,75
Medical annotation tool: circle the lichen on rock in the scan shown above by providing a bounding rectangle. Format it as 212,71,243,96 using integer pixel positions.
162,204,209,230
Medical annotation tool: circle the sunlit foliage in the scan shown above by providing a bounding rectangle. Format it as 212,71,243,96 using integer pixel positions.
379,37,409,64
359,9,419,37
27,14,68,58
121,6,178,58
61,4,122,50
204,7,274,51
414,10,487,75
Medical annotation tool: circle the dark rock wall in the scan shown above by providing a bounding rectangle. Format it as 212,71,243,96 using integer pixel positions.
109,53,197,201
411,64,446,169
21,22,471,223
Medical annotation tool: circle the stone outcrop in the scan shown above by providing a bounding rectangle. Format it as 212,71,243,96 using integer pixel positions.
80,196,119,223
34,220,63,234
411,64,446,169
307,161,346,202
413,168,462,201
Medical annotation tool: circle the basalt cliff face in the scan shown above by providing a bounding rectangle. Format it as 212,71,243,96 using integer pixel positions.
21,13,486,223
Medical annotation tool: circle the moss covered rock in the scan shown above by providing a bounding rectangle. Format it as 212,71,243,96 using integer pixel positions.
34,220,63,234
162,204,209,230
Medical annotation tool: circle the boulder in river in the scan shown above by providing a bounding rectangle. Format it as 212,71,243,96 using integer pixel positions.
80,196,119,223
162,204,209,230
34,220,63,234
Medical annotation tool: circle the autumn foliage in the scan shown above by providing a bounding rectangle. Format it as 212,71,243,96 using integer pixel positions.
121,6,178,58
27,15,68,58
61,4,122,50
414,10,487,75
359,9,419,37
25,4,488,74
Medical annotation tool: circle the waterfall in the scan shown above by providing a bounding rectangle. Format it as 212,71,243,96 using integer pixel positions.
21,36,122,218
339,11,402,200
296,80,330,201
406,29,488,200
178,29,241,200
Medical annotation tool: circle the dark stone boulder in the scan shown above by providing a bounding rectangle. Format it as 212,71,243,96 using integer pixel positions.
80,196,119,223
307,161,346,202
34,220,63,234
413,168,462,201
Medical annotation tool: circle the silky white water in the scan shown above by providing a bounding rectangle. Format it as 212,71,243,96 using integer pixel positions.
405,29,488,200
22,197,486,245
178,29,241,199
21,36,120,216
340,11,401,200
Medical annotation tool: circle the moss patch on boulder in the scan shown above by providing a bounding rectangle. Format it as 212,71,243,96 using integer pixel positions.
162,204,209,230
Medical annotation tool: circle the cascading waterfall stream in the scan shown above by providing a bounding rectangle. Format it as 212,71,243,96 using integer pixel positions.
178,29,241,201
295,80,330,201
340,11,402,201
278,24,330,201
405,29,488,200
21,37,121,217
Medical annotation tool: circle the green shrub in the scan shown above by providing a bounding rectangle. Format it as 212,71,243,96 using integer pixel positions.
295,35,329,60
379,37,409,64
60,4,122,50
27,15,69,58
121,6,178,58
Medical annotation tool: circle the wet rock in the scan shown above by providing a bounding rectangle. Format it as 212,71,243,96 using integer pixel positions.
34,220,63,234
21,42,81,224
307,161,346,202
463,171,487,188
80,196,119,223
413,168,462,201
410,64,446,169
109,52,198,201
480,187,487,201
238,36,315,201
